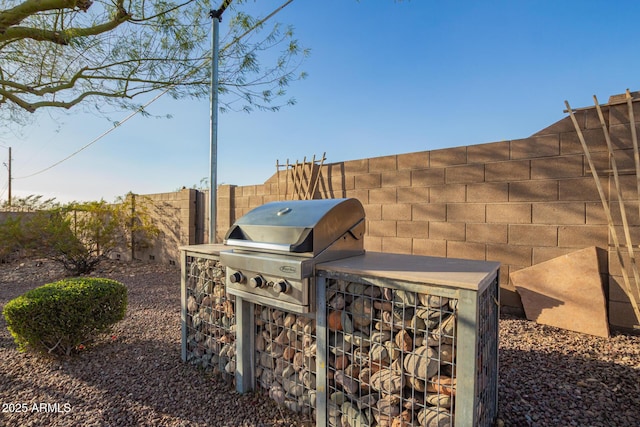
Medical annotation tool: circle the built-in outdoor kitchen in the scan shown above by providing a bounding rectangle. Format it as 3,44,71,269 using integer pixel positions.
180,198,499,427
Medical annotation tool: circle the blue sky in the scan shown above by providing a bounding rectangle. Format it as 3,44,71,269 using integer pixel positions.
2,0,640,203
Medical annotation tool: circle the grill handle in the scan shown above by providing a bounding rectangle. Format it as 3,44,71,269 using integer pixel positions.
225,239,293,252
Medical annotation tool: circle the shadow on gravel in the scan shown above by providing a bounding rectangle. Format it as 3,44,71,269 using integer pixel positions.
0,367,89,417
498,348,640,427
55,337,300,426
0,328,15,349
35,334,640,427
106,271,182,307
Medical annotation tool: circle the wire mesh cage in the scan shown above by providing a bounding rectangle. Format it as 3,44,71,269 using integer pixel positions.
182,252,236,383
324,279,458,426
317,263,499,427
474,278,499,426
253,304,318,420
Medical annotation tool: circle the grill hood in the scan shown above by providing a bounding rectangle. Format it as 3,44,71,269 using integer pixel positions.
223,198,365,257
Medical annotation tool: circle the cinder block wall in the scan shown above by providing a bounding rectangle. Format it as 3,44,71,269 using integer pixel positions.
116,188,198,265
212,94,640,331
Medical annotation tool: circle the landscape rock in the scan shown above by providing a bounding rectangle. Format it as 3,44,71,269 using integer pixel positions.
370,367,404,394
417,407,451,427
404,346,439,379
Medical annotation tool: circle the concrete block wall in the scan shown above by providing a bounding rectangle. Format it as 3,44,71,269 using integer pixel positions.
209,94,640,331
339,135,609,312
118,188,199,265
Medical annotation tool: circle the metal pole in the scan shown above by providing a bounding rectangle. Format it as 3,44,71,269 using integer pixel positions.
130,193,136,260
209,12,220,244
7,146,11,207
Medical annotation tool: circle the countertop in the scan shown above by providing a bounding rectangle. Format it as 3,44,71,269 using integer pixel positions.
317,252,500,291
179,243,229,256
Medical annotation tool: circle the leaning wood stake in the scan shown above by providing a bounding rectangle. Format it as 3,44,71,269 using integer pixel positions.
594,95,640,318
292,160,302,200
285,159,290,200
565,100,640,322
626,89,640,221
276,159,281,199
310,152,326,200
303,154,316,200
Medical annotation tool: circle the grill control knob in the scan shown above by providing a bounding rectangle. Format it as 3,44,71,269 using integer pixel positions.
249,275,265,288
229,271,244,284
272,279,289,294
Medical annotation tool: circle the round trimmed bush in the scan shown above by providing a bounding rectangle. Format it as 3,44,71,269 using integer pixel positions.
3,277,127,356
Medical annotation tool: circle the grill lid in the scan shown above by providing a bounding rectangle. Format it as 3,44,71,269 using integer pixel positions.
224,198,365,256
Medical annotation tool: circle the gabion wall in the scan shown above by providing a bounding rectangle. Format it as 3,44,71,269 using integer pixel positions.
325,279,458,427
183,254,236,382
253,304,318,419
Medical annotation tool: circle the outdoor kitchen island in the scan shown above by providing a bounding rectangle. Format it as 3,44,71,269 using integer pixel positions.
181,241,499,427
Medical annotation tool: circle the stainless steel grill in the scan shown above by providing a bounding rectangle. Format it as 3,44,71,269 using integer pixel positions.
220,198,365,314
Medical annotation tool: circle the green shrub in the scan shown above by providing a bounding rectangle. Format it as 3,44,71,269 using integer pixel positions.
0,215,24,261
2,278,128,356
37,203,121,275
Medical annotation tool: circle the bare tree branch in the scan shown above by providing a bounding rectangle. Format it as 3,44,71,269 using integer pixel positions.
0,0,307,124
0,0,93,33
0,0,129,44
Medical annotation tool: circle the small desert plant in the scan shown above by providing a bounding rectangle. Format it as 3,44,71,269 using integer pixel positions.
2,278,127,356
0,215,24,261
0,195,160,274
0,195,59,211
114,192,161,260
0,201,111,271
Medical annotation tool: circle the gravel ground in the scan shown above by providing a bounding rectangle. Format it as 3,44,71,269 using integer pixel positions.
1,258,639,427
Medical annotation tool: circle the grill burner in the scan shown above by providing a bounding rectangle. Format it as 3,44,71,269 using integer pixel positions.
220,198,365,313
